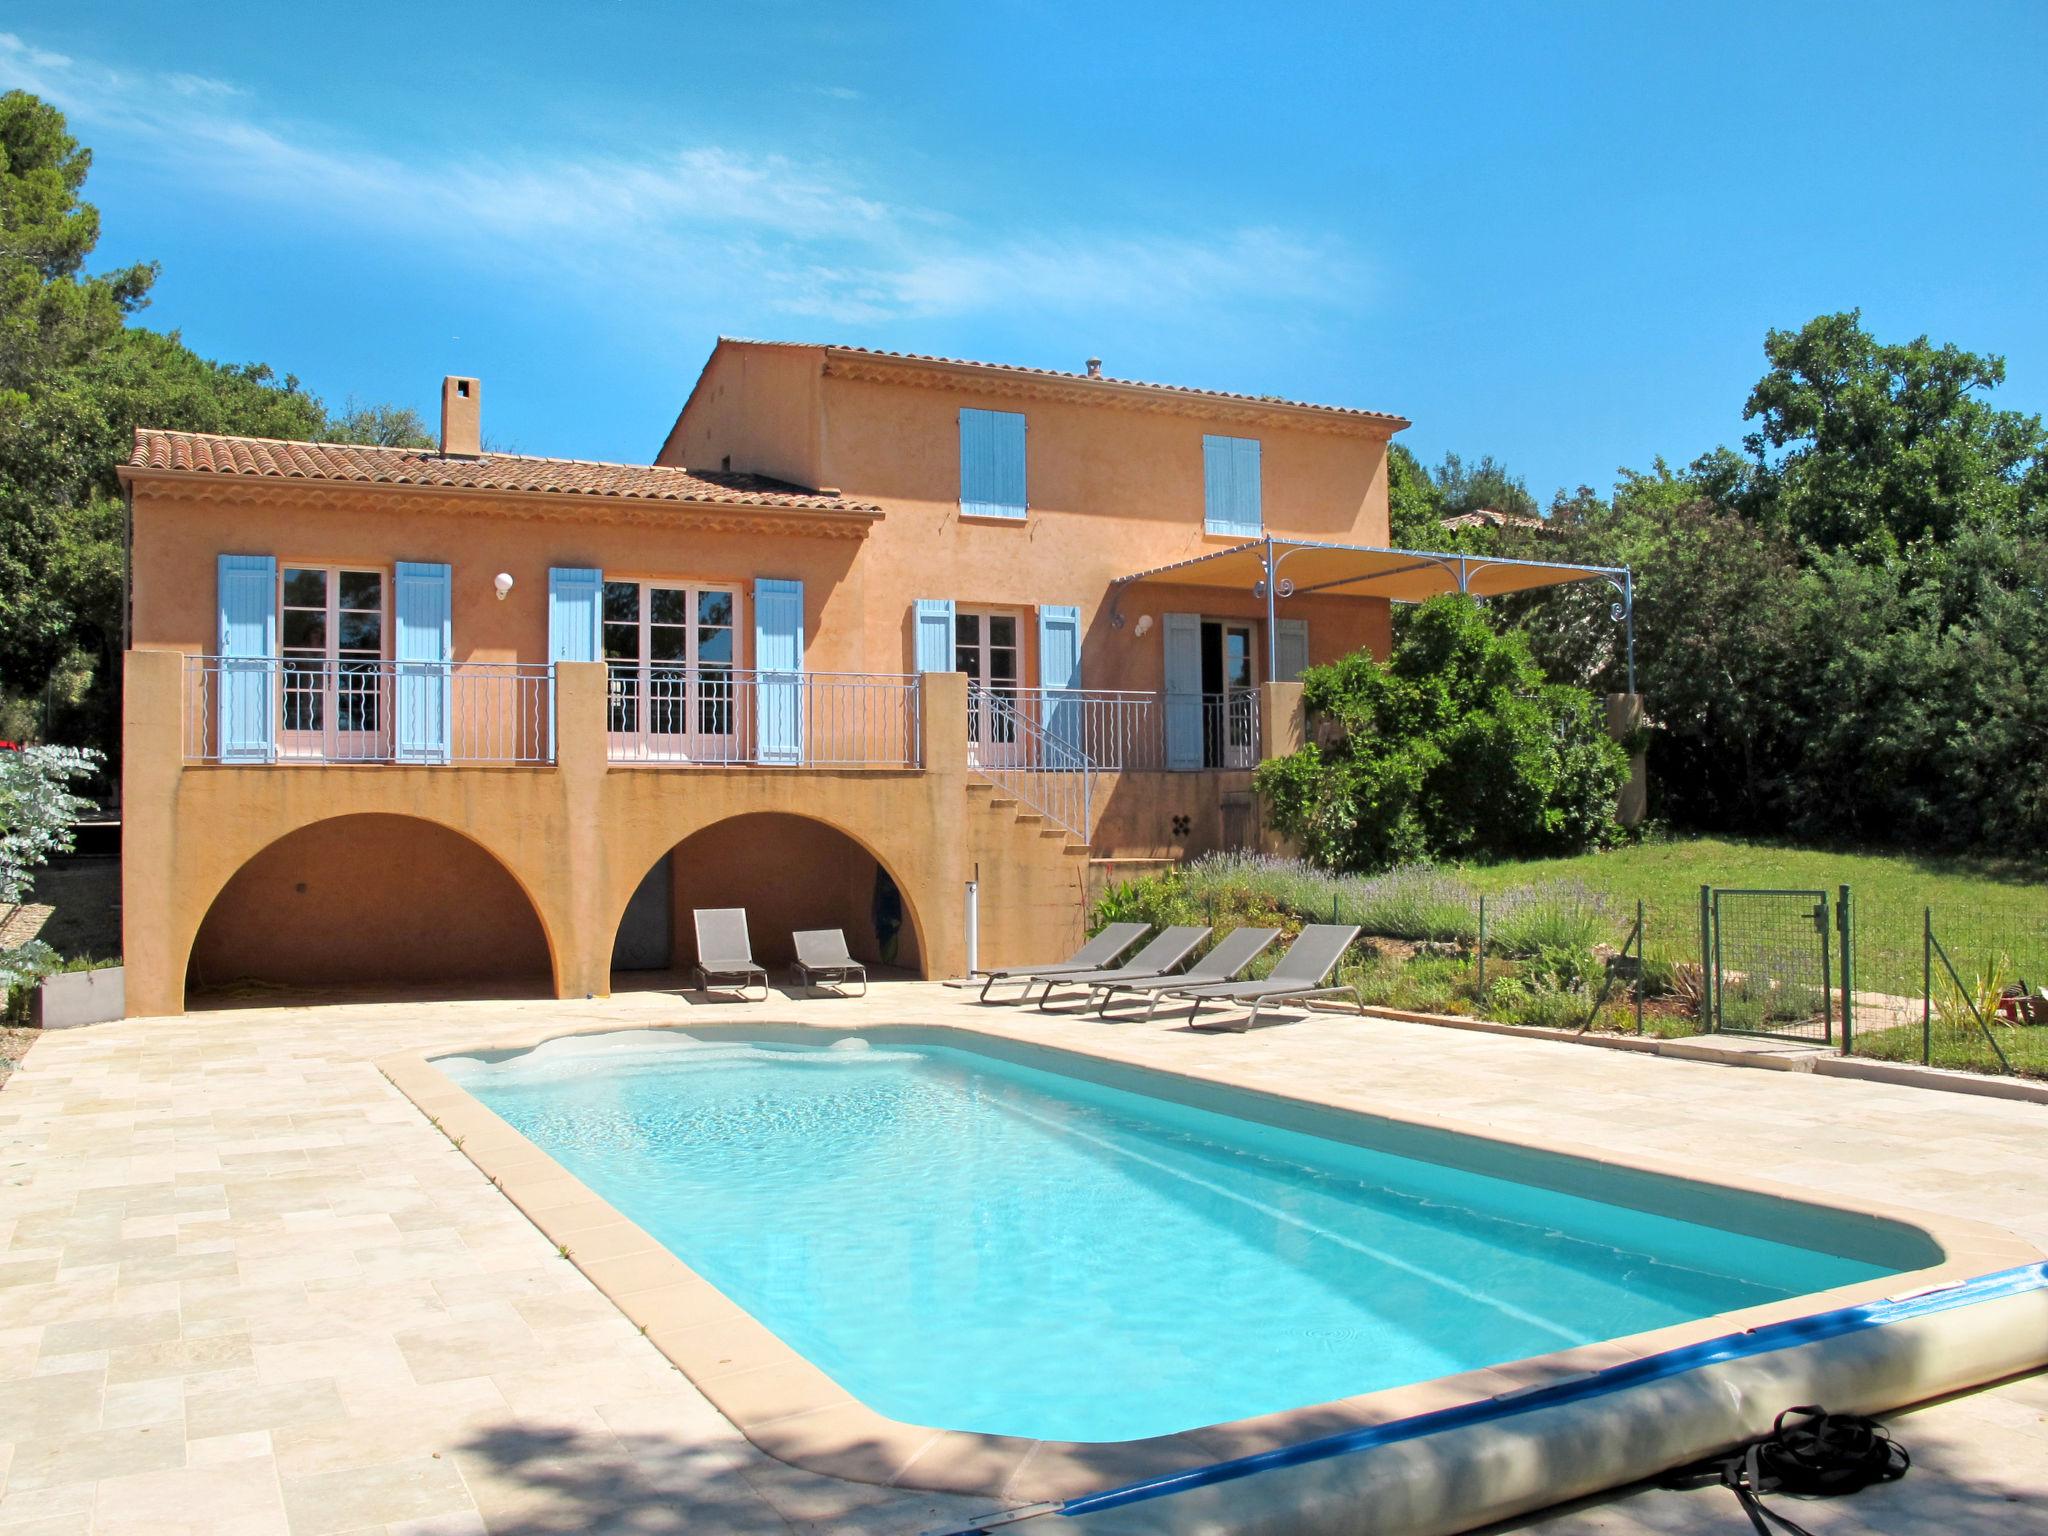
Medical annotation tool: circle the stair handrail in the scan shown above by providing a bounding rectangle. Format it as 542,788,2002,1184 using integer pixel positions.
967,685,1094,840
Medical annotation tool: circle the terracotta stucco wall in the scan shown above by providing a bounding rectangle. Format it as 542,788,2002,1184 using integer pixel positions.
128,488,870,673
656,343,824,493
187,813,553,990
122,658,1086,1016
664,348,1400,691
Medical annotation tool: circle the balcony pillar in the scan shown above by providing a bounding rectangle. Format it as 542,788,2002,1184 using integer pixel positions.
1606,692,1648,828
121,648,190,1017
918,671,972,978
1259,681,1305,763
550,661,615,998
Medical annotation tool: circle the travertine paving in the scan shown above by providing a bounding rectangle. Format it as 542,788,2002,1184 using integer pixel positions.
2,982,2043,1534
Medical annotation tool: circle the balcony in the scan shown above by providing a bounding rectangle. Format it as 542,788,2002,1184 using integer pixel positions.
603,666,920,768
183,656,553,765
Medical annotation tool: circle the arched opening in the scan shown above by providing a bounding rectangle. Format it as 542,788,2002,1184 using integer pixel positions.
611,812,925,990
186,813,555,1006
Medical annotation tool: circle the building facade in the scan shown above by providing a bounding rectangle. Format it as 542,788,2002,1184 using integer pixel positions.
119,344,1417,1016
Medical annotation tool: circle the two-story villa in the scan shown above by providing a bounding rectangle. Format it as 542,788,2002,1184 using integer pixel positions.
118,342,1630,1017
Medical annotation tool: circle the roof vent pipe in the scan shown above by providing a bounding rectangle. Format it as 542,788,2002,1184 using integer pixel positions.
440,375,482,458
1085,357,1102,378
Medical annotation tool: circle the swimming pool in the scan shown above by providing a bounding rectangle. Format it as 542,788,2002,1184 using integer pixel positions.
437,1028,1936,1444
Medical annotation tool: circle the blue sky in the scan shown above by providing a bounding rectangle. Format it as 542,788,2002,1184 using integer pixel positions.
6,2,2045,499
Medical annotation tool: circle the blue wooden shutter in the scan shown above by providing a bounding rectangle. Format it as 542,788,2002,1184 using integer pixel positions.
754,578,804,765
959,409,1027,519
393,562,452,763
547,567,602,758
216,554,277,762
1277,617,1309,682
1163,611,1203,770
1203,434,1263,537
1037,604,1082,753
914,598,956,672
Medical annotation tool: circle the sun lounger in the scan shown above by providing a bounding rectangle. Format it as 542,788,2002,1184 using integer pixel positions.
1088,926,1281,1015
1030,926,1211,1009
792,928,867,997
976,922,1150,1001
691,907,769,1001
1150,924,1364,1028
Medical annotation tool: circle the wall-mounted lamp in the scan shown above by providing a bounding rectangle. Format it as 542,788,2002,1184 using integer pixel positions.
1134,614,1154,637
493,572,515,601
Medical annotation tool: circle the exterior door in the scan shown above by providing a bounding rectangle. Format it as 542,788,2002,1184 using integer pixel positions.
604,582,738,761
1200,619,1258,768
957,609,1023,767
279,567,386,760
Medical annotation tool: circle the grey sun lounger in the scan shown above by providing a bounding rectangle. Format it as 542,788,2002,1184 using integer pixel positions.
977,922,1150,1001
691,908,769,1001
1088,926,1282,1015
792,928,867,997
1150,924,1365,1028
1031,925,1211,1009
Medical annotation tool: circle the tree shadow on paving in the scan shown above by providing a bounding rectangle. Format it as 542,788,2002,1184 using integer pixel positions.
452,1420,971,1536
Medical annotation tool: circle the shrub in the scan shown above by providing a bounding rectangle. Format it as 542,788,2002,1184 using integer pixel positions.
1254,596,1628,871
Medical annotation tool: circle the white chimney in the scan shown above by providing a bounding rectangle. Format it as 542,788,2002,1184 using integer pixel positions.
440,375,481,458
1085,357,1103,378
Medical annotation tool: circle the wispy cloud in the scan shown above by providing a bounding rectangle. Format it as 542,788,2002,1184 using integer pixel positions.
0,32,1362,329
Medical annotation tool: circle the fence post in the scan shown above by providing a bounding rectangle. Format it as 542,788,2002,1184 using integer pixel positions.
1922,906,1933,1067
1837,883,1854,1055
1477,894,1487,999
1635,897,1645,1036
1698,884,1713,1031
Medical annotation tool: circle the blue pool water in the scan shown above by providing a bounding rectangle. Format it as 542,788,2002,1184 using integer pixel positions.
439,1030,1909,1442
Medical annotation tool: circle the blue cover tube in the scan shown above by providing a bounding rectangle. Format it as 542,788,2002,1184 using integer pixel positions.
939,1262,2048,1533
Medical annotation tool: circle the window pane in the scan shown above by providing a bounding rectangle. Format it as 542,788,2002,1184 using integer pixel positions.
955,614,977,645
697,626,733,664
282,569,326,608
283,610,326,650
648,626,687,663
338,571,382,611
606,663,637,732
603,623,639,661
955,645,981,680
698,590,732,628
338,612,381,653
649,587,688,626
989,615,1016,648
603,581,640,624
989,646,1018,684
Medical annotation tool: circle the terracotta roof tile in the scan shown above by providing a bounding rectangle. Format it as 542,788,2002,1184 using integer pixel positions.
126,429,880,512
724,338,1410,427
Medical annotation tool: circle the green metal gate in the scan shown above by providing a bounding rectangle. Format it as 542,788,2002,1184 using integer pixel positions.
1702,887,1834,1043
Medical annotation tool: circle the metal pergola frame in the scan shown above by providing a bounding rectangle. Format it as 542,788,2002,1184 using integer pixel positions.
1107,534,1636,693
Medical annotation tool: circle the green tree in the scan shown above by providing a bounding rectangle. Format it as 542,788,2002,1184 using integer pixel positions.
1743,309,2048,555
1254,596,1627,870
1386,441,1444,547
0,92,424,756
1433,451,1539,521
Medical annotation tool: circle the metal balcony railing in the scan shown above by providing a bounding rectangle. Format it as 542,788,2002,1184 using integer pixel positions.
184,656,553,764
983,687,1260,772
604,666,922,768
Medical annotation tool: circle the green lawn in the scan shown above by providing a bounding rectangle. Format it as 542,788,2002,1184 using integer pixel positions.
1458,836,2048,991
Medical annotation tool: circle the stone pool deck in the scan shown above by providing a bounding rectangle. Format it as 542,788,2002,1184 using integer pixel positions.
1,982,2044,1534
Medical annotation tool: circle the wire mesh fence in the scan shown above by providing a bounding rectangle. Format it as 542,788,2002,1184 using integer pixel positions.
1106,855,2048,1078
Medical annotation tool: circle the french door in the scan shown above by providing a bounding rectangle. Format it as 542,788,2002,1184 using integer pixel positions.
1201,620,1258,769
604,581,738,760
957,609,1023,767
279,567,385,760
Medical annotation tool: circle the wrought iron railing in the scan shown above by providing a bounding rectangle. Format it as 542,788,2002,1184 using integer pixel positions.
605,666,921,767
986,687,1260,772
969,685,1092,838
184,656,552,764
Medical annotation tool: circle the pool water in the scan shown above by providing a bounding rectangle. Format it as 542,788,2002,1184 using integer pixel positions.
439,1031,1905,1442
